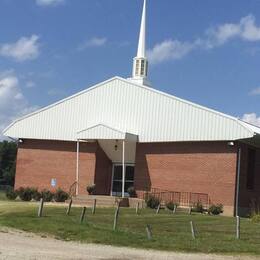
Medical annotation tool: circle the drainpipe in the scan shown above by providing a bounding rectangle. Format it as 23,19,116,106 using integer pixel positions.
76,140,80,196
122,140,125,198
235,147,242,217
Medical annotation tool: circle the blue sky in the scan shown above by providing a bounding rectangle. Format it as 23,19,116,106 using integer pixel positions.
0,0,260,137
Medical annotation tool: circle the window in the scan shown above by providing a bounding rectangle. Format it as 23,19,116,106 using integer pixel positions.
135,60,140,76
141,60,145,75
247,148,256,190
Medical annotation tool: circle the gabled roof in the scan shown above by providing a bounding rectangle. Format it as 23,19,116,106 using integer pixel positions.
3,76,260,142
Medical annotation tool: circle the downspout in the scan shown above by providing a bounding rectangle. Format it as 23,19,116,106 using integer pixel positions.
76,140,80,196
235,147,242,217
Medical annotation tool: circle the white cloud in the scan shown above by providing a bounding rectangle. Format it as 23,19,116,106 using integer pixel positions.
148,14,260,64
0,71,38,139
242,113,260,127
36,0,64,6
78,37,107,51
249,87,260,96
208,14,260,46
147,40,199,64
0,35,40,62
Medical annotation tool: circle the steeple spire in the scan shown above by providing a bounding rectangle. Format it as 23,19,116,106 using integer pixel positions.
129,0,151,87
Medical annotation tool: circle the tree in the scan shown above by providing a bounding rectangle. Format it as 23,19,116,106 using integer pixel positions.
0,141,17,187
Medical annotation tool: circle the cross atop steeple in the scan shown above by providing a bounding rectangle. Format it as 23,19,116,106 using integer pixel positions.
129,0,151,87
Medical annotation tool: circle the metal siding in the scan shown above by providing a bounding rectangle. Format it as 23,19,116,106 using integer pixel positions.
3,77,256,142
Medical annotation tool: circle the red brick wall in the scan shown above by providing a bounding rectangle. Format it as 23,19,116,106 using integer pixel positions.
15,139,111,195
237,142,260,212
94,145,112,195
134,142,238,210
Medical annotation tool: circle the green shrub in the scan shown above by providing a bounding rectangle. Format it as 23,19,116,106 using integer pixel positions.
32,188,41,201
86,184,96,195
146,195,160,209
192,201,205,213
41,189,54,202
54,188,69,202
251,214,260,223
166,201,178,211
127,186,136,198
208,204,223,215
5,188,17,200
17,187,33,201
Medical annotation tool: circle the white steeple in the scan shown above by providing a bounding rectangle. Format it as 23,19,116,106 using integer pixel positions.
129,0,151,87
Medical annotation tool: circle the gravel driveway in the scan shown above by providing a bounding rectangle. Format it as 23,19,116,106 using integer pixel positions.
0,228,258,260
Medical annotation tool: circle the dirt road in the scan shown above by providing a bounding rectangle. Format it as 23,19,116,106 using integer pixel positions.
0,228,258,260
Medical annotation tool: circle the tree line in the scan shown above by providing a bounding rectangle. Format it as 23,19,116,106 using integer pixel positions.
0,141,17,187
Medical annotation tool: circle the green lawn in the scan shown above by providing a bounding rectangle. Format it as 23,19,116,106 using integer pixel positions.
0,201,260,255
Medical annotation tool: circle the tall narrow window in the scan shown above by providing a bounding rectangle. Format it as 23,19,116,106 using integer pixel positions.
247,148,256,190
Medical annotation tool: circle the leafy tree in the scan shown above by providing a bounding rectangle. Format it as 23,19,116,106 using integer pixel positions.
0,141,17,187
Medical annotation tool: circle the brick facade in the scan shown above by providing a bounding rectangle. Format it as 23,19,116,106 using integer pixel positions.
15,139,112,195
15,139,260,216
237,142,260,215
134,142,238,215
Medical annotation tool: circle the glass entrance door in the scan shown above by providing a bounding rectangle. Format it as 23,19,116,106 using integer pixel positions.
112,164,135,197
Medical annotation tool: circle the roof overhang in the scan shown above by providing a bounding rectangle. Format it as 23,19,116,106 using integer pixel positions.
77,124,138,142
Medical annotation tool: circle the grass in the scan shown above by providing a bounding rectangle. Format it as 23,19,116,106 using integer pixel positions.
0,200,260,255
0,191,7,201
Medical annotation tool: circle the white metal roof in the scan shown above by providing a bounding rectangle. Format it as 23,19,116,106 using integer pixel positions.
3,76,260,142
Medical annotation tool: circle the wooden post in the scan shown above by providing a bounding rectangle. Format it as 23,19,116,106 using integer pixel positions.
113,203,120,231
236,216,240,239
136,202,139,215
146,225,152,240
92,199,96,215
38,198,44,217
80,207,86,223
156,204,161,214
173,204,177,214
189,207,192,215
190,221,195,239
66,199,73,215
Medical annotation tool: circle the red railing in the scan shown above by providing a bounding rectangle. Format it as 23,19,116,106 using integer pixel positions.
137,187,210,208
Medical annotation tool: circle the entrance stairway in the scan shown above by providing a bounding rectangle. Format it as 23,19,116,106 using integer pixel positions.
69,195,145,208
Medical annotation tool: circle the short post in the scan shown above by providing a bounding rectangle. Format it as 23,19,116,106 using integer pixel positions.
146,224,152,240
136,202,139,215
80,207,87,223
156,204,161,214
66,199,73,216
188,207,192,215
92,199,96,215
190,221,196,239
236,216,240,239
38,198,44,217
173,204,177,214
113,203,120,231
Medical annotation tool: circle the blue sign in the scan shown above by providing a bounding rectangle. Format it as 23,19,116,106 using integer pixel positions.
51,178,57,187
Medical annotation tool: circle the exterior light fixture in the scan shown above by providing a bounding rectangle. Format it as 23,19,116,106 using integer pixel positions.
114,140,118,151
228,141,234,146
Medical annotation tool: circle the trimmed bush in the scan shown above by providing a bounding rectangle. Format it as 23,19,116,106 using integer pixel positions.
127,186,136,198
54,188,69,202
208,204,223,215
192,201,205,213
166,201,178,211
41,189,54,202
146,195,160,209
32,188,42,201
17,187,33,201
5,188,17,200
86,184,96,195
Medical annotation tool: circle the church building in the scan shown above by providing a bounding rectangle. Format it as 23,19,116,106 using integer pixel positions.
3,0,260,216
